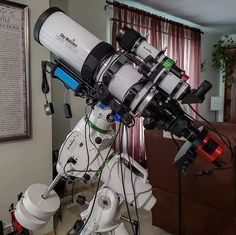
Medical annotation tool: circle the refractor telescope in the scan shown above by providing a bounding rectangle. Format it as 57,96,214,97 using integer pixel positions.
13,7,228,234
35,7,224,170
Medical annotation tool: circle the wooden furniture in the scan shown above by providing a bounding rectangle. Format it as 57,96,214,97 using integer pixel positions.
145,123,236,235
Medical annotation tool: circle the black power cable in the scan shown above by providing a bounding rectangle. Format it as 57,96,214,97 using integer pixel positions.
171,133,182,235
171,103,236,235
119,125,136,235
85,106,107,164
71,182,75,203
84,106,138,234
188,105,232,148
41,61,50,95
186,105,234,170
78,122,122,233
62,107,92,183
125,126,140,235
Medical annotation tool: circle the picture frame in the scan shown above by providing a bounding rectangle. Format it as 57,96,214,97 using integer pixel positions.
0,0,30,142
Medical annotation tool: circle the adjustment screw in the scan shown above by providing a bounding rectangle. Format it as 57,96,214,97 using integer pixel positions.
106,113,114,122
86,98,94,105
95,137,102,144
83,174,90,183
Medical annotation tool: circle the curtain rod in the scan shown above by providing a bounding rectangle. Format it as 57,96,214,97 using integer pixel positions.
105,0,204,34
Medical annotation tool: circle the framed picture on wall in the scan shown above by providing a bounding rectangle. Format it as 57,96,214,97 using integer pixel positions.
0,0,30,142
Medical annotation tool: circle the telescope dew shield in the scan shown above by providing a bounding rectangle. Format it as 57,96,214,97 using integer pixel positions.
33,7,101,74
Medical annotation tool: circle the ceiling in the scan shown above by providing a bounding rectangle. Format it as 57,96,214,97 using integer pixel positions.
132,0,236,33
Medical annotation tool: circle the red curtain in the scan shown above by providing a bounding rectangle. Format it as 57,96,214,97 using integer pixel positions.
112,1,201,164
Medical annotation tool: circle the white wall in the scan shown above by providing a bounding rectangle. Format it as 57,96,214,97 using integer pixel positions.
0,1,53,234
67,0,110,130
50,0,110,150
50,0,71,150
199,32,222,121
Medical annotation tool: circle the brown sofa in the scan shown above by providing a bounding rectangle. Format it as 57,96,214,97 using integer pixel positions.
145,123,236,235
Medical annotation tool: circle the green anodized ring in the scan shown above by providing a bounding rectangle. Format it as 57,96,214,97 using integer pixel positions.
85,117,108,134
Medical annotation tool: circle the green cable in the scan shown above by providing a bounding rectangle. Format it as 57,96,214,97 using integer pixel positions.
96,153,115,176
84,117,108,134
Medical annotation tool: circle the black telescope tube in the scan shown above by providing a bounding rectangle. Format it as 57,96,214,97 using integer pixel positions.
116,26,145,52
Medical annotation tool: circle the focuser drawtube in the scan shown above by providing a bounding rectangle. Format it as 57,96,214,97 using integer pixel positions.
116,26,145,52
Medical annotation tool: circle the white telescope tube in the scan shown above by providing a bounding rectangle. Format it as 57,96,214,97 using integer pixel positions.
34,8,159,115
34,7,101,73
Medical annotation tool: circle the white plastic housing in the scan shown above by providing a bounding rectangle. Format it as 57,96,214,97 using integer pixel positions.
135,40,160,60
80,187,121,233
100,151,157,211
96,55,155,113
15,184,60,230
135,40,189,100
56,105,116,179
38,11,101,72
108,64,143,102
158,73,189,100
113,223,130,235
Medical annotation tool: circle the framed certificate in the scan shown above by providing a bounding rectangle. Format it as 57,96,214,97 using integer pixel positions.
0,0,30,141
